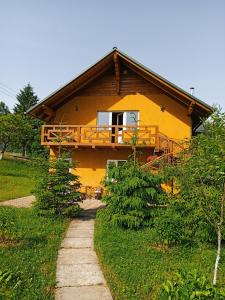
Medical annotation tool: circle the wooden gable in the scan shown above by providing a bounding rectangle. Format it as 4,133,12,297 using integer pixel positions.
27,48,213,130
77,66,160,96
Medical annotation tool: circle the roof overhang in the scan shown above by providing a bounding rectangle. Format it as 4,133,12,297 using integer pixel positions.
27,48,213,125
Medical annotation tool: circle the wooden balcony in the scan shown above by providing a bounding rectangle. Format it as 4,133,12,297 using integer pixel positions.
41,124,160,148
41,124,184,154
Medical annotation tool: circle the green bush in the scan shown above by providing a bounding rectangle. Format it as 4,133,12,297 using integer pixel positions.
161,270,225,299
35,154,81,217
102,159,166,229
152,195,218,246
153,207,186,246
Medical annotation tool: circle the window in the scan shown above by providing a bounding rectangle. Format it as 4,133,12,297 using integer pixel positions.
126,111,138,126
97,112,111,130
97,111,139,127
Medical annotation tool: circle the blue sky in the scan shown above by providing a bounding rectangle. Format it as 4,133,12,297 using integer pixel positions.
0,0,225,110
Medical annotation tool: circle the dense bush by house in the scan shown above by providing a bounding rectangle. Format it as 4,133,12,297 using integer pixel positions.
35,154,81,217
102,159,166,228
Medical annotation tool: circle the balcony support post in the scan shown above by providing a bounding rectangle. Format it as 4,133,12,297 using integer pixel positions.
113,53,120,95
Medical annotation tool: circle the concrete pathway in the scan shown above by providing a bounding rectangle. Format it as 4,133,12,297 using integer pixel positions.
55,199,113,300
0,195,35,208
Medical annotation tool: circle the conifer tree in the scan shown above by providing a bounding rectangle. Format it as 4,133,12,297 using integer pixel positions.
35,154,81,217
13,84,43,157
0,101,10,115
14,84,38,114
102,159,165,228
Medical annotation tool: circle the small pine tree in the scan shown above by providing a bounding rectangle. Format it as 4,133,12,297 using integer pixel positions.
35,154,81,217
102,159,166,228
0,101,10,115
14,84,38,114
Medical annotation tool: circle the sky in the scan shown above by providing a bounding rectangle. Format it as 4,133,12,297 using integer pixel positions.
0,0,225,111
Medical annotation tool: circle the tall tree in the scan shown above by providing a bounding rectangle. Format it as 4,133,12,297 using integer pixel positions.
13,84,43,157
167,109,225,285
0,114,22,159
0,101,10,115
14,83,38,114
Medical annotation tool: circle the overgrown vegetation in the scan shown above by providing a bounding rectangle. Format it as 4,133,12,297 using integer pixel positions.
35,154,81,217
95,214,225,300
161,270,225,299
0,206,68,299
102,158,165,228
155,109,225,285
95,109,225,298
0,159,39,201
0,84,45,159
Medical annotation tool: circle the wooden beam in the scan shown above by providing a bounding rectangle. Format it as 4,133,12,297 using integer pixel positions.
113,52,120,95
125,62,189,109
187,101,195,116
119,53,211,113
42,105,56,118
53,62,112,110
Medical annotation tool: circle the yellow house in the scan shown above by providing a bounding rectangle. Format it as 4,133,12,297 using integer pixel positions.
27,48,212,190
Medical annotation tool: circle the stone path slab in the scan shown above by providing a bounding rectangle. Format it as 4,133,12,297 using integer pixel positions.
0,195,35,208
55,199,112,300
55,286,112,300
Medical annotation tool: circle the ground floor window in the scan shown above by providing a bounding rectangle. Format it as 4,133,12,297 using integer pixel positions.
106,159,127,179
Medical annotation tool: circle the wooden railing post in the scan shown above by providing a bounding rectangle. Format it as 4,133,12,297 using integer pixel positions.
77,126,81,144
41,125,45,144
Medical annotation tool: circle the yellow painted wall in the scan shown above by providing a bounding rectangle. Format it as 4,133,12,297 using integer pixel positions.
52,91,191,187
55,94,191,140
71,148,150,187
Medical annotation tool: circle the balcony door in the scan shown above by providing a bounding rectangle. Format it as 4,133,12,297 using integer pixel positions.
111,112,124,143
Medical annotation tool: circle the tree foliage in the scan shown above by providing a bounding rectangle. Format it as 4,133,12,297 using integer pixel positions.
13,84,38,114
158,109,225,285
102,159,166,228
0,114,24,157
0,101,10,115
161,270,225,299
0,84,45,157
34,154,81,217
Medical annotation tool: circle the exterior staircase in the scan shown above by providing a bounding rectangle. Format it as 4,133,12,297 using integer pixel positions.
142,132,185,170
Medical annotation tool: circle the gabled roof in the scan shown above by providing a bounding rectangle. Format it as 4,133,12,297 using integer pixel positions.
27,48,213,128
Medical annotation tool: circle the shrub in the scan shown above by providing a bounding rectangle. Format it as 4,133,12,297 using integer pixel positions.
153,197,217,246
161,270,225,299
153,207,186,246
35,154,81,217
102,159,166,229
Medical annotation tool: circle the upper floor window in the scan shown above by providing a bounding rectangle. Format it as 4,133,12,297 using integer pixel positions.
97,111,139,127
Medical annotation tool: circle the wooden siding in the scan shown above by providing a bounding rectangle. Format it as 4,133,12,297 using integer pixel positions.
77,67,161,96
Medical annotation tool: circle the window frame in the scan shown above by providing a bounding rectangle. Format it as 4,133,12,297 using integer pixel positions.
106,159,127,179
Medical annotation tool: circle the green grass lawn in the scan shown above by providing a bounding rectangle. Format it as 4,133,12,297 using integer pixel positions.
95,212,225,300
0,159,39,201
0,206,68,299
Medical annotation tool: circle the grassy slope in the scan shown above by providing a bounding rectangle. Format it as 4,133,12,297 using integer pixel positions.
0,206,69,299
0,159,38,201
95,213,225,300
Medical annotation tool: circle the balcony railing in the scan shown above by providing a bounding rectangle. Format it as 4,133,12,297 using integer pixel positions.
41,124,159,147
